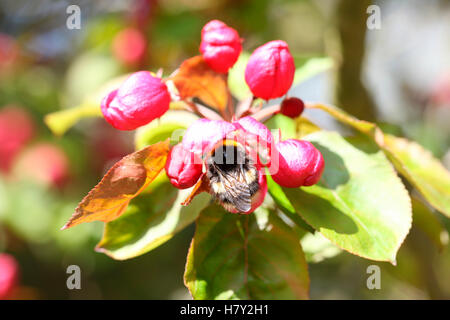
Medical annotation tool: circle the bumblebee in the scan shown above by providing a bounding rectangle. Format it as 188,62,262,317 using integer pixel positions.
206,140,260,213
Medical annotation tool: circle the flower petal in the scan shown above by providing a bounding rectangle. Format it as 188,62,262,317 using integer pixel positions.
182,118,239,155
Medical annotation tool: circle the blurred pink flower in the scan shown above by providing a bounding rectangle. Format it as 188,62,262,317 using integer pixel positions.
0,106,35,173
0,253,19,300
112,27,147,66
14,143,70,188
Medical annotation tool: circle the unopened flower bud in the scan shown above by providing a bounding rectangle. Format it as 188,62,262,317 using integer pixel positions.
199,20,242,74
165,143,203,189
101,71,170,130
270,139,324,188
244,40,295,100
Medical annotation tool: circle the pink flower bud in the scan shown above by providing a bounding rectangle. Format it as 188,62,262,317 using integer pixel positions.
165,143,203,189
280,97,304,118
0,253,19,300
244,40,295,100
101,71,170,130
199,20,242,74
182,118,239,155
270,139,324,188
112,28,147,66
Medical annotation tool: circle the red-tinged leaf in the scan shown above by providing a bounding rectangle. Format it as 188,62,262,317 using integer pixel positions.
171,56,229,114
62,140,170,229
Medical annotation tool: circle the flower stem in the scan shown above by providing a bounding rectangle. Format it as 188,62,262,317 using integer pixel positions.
250,103,281,122
186,101,224,121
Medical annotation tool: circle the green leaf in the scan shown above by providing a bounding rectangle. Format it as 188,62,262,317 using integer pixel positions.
134,110,199,149
412,196,448,251
44,102,102,136
382,135,450,218
307,103,450,218
284,131,412,263
96,181,210,260
266,174,314,233
301,232,342,263
184,205,309,300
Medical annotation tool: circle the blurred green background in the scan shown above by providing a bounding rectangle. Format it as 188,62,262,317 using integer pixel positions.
0,0,449,299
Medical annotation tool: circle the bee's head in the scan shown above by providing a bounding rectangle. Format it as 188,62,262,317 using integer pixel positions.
207,140,247,172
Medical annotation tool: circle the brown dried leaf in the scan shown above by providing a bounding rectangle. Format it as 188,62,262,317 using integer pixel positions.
171,56,228,113
62,140,170,229
181,174,210,206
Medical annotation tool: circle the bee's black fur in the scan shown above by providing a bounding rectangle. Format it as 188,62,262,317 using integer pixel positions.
206,143,260,212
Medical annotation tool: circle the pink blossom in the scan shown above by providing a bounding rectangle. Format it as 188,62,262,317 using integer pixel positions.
235,116,273,147
101,71,170,130
234,116,274,166
200,20,242,74
244,40,295,100
182,118,239,155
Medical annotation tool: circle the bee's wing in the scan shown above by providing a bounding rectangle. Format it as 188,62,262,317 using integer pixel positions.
219,169,252,213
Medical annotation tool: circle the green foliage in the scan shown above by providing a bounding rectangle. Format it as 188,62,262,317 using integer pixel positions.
184,205,309,299
266,174,314,233
49,55,450,300
45,74,129,136
308,103,450,218
284,131,412,263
